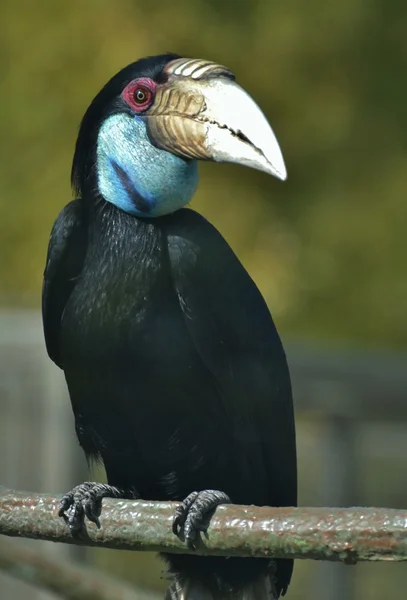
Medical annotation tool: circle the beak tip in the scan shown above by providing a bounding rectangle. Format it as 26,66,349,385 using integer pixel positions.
268,160,287,182
262,137,287,181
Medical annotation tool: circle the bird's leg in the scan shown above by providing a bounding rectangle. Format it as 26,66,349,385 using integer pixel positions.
59,481,139,533
173,489,231,548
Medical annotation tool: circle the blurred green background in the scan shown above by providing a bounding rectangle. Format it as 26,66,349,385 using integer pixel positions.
2,0,407,349
1,1,407,599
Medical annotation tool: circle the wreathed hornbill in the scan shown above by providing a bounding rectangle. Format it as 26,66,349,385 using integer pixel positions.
42,54,297,600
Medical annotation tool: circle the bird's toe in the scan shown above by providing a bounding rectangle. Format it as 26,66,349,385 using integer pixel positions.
58,491,74,517
83,492,102,528
172,491,199,536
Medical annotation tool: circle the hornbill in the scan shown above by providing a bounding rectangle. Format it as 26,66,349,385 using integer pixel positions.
42,54,297,600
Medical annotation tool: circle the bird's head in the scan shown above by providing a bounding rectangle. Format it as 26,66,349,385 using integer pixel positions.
72,53,287,217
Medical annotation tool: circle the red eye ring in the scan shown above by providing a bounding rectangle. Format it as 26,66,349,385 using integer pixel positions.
122,77,156,113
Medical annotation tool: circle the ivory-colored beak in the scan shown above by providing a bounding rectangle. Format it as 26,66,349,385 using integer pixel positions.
145,58,287,181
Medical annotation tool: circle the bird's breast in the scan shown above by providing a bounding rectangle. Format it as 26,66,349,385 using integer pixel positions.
62,207,191,376
60,206,230,496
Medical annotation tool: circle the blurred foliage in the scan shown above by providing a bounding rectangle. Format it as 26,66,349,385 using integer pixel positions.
1,0,407,350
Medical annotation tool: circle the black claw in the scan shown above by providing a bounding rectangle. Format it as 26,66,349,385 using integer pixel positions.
173,491,199,536
58,493,74,517
84,496,102,528
172,490,231,547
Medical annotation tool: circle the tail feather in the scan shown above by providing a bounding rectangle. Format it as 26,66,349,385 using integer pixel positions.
164,573,278,600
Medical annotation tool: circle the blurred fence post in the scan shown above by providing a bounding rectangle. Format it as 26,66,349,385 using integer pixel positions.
312,383,360,600
0,310,88,600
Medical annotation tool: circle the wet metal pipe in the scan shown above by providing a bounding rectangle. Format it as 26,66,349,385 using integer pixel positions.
1,487,406,563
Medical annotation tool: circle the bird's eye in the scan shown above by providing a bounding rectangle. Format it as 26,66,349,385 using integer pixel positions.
133,87,149,104
122,78,156,113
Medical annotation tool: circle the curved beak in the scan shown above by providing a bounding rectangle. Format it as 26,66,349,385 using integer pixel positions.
145,58,287,181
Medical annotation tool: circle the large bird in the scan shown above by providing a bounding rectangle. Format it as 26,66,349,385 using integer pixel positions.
42,54,297,600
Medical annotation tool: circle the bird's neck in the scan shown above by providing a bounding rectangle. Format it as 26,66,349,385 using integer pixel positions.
87,200,162,255
95,113,199,218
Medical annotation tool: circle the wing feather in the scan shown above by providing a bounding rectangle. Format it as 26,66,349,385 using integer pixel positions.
42,200,86,367
166,209,297,507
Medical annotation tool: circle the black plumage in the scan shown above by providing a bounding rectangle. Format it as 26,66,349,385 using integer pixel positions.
42,54,297,599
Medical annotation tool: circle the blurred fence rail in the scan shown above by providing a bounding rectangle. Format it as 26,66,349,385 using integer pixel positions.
0,538,157,600
0,309,406,600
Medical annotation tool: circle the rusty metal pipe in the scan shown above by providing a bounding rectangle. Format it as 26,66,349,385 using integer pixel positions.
1,487,406,563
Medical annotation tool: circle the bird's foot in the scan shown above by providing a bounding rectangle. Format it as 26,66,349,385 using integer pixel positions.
173,489,231,548
58,481,137,534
